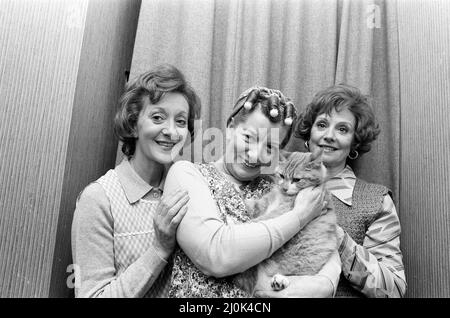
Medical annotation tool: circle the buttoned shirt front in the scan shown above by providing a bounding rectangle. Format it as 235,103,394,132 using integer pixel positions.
115,158,164,203
327,165,407,297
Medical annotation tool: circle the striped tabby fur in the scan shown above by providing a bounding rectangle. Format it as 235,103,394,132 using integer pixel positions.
234,151,338,295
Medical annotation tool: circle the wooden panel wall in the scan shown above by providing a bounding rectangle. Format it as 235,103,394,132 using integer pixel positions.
0,0,89,297
49,0,141,298
397,0,450,297
2,0,449,298
0,0,141,297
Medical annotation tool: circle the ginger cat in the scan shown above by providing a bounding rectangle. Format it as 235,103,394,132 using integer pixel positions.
234,151,337,295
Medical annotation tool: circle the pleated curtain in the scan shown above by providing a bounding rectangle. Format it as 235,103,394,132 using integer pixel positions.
127,0,400,207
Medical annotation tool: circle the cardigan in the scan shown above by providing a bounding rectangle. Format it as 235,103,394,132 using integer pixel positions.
332,177,407,298
71,159,170,297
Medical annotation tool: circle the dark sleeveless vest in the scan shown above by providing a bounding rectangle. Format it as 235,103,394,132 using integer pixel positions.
332,178,390,298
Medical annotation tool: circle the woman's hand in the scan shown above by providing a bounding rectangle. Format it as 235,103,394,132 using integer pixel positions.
336,225,346,248
254,275,334,298
153,190,189,259
292,186,326,229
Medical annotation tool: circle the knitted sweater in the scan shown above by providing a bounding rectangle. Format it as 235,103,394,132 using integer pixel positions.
71,159,170,298
332,178,389,298
96,170,172,297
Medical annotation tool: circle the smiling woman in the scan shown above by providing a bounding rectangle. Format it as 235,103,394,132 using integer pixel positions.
223,109,287,182
71,64,201,297
295,84,407,297
164,86,340,298
133,93,189,167
308,108,356,177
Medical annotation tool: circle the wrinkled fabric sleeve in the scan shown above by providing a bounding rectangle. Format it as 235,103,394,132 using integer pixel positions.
164,161,302,277
337,195,407,297
317,251,342,297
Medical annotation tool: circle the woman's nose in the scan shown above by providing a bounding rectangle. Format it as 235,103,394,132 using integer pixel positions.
162,121,180,141
247,144,271,166
323,127,335,142
246,146,259,164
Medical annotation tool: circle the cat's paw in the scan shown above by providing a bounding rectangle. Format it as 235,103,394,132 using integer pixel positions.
270,274,290,291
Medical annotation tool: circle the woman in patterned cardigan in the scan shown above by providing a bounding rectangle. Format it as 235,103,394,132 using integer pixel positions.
295,84,407,297
71,64,201,297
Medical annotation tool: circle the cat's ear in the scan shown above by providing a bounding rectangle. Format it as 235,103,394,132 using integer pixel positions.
306,160,322,170
279,149,293,162
309,147,324,161
274,164,282,175
305,160,328,183
320,162,328,182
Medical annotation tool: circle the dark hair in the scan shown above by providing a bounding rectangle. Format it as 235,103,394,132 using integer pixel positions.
227,87,298,148
114,64,201,157
295,84,380,155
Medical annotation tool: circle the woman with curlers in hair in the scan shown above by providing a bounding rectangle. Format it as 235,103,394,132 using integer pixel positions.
164,86,341,298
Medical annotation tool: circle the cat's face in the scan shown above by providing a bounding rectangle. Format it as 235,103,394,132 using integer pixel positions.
275,152,325,195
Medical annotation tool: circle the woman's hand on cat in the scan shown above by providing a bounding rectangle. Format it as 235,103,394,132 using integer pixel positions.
292,186,326,229
254,275,334,298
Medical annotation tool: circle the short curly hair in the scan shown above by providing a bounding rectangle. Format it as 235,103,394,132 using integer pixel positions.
114,64,201,157
227,86,298,148
295,84,380,155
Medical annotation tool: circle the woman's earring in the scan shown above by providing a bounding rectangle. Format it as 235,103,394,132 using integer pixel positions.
304,140,309,150
348,149,359,160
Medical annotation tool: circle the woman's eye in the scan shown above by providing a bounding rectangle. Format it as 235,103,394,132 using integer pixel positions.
316,121,327,128
176,119,187,126
339,127,349,133
152,114,165,122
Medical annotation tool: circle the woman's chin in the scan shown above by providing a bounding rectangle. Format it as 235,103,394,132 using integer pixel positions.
321,153,342,166
151,151,179,165
230,164,260,182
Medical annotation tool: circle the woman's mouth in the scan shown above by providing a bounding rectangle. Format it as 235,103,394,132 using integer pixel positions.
243,160,259,169
155,140,178,150
320,145,337,153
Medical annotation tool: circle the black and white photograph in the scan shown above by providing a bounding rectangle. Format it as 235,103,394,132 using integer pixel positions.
0,0,449,302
